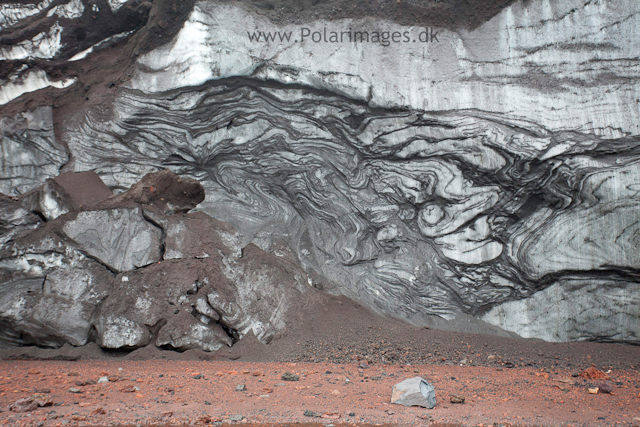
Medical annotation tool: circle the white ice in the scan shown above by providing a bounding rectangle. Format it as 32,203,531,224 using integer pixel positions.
0,0,54,30
108,0,128,12
47,0,84,19
131,0,640,136
0,69,76,106
0,22,63,60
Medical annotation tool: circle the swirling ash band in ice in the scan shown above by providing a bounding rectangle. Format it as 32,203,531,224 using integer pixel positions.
65,78,640,339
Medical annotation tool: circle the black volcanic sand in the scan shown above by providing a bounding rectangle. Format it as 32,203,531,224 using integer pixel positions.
2,291,638,373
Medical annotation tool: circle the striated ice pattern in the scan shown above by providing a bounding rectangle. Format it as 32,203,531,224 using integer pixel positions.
65,80,640,335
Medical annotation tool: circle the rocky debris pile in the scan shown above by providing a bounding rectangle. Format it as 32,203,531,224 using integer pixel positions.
0,170,309,351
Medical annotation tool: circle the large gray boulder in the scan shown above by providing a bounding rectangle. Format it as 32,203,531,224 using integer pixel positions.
156,310,232,352
391,377,436,409
0,231,111,348
94,313,152,349
206,243,308,344
61,207,162,272
0,194,41,249
92,258,213,349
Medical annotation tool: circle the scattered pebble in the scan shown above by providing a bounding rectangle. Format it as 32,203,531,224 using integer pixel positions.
580,367,608,380
281,372,300,381
321,412,341,420
598,383,613,394
236,384,247,391
450,393,465,404
358,360,370,369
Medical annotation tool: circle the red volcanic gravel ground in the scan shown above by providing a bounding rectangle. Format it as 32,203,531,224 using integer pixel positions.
0,360,639,427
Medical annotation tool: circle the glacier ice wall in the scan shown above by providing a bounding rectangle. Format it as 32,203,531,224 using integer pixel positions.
65,78,640,342
130,0,640,136
2,0,639,342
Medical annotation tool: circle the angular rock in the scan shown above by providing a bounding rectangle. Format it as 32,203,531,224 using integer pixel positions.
450,394,465,404
92,257,233,350
9,397,38,413
21,171,113,220
162,211,242,261
96,169,205,214
391,377,436,409
0,193,41,248
0,230,111,348
206,243,308,344
156,310,232,352
32,393,52,407
598,383,613,394
281,372,299,381
61,207,162,272
94,313,151,349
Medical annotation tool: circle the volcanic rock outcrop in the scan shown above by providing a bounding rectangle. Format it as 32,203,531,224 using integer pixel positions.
1,0,639,344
